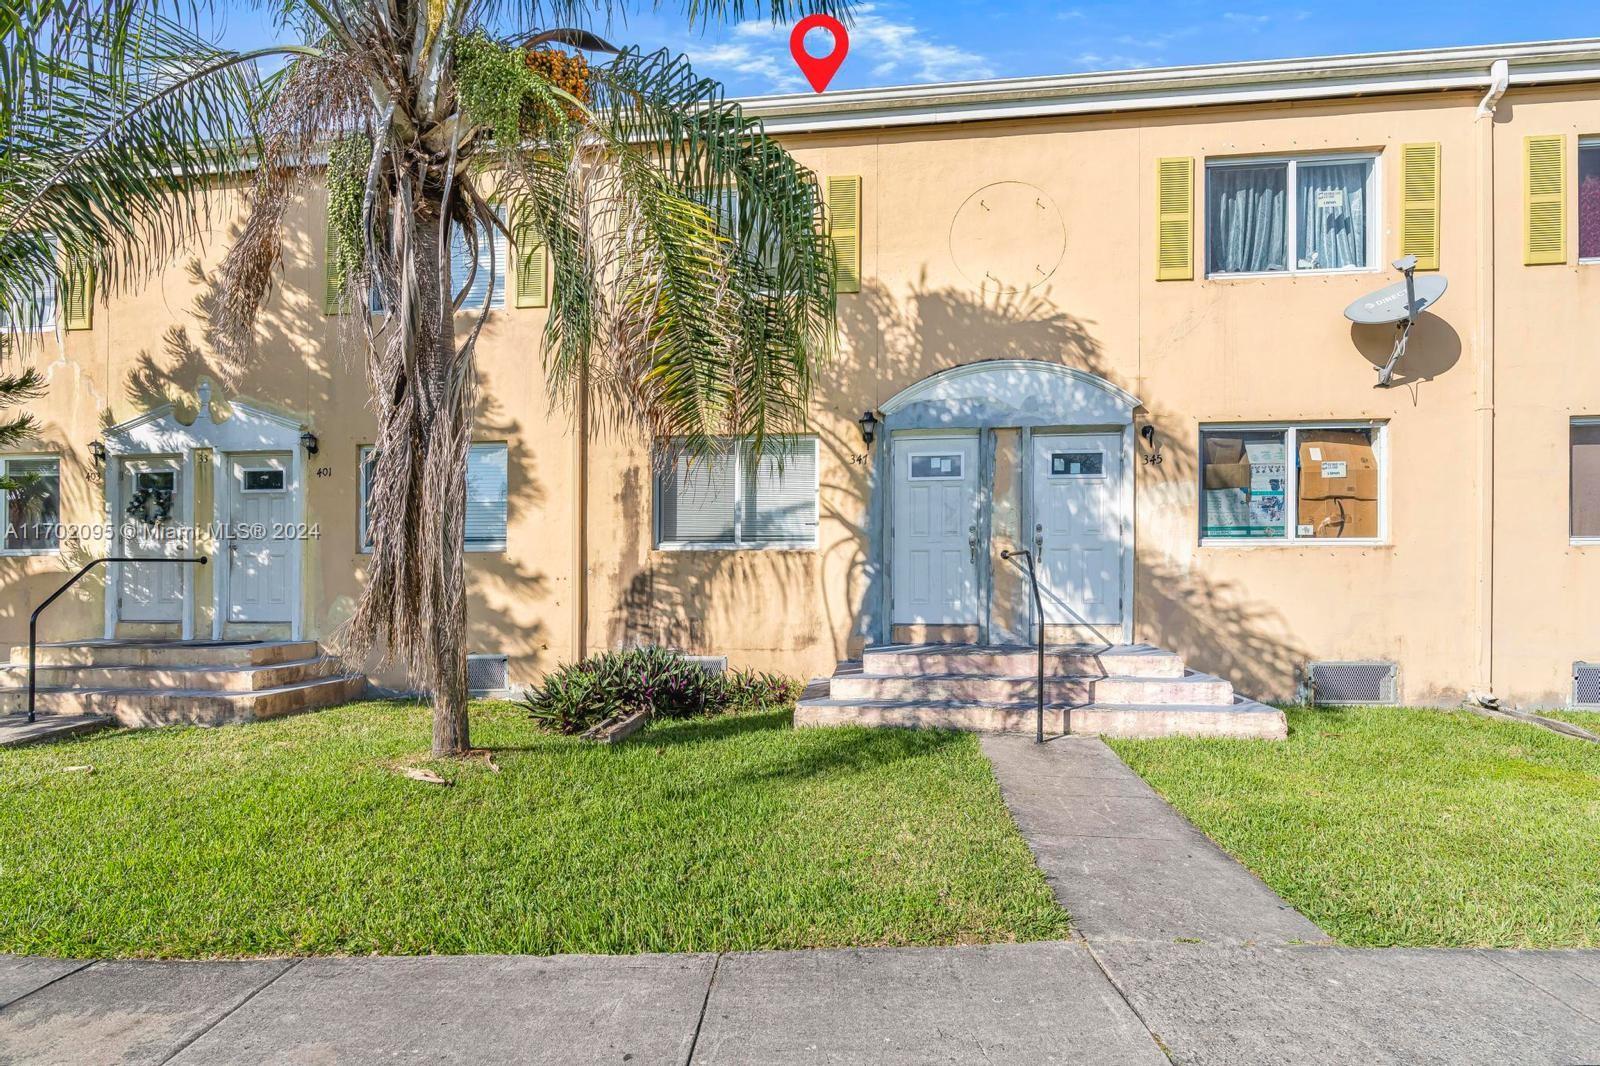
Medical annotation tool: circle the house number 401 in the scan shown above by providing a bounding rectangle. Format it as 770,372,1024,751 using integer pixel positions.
315,467,333,478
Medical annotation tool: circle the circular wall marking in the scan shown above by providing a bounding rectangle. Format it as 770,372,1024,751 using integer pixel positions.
949,182,1065,295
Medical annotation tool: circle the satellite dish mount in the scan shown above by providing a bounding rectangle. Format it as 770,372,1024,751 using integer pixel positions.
1344,255,1449,389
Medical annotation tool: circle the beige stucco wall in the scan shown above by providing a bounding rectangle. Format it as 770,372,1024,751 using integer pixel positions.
3,81,1598,707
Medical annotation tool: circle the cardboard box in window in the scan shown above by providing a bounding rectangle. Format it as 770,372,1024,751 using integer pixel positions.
1205,436,1248,467
1297,497,1379,539
1297,431,1378,502
1203,461,1252,490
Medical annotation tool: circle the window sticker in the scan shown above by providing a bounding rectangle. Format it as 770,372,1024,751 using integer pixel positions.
1050,451,1104,477
910,454,962,479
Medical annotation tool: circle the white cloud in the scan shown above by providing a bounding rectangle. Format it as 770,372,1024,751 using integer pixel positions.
682,4,994,94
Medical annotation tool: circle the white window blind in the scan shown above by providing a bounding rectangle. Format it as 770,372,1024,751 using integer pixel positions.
465,443,508,550
450,206,507,310
657,437,817,548
0,235,57,332
360,443,507,552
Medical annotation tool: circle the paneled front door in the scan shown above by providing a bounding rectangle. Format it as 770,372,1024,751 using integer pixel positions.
1030,432,1126,627
117,458,186,622
891,434,981,626
224,453,295,623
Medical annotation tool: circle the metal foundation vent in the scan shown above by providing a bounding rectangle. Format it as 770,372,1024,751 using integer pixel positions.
467,654,510,696
1573,663,1600,709
1304,661,1398,706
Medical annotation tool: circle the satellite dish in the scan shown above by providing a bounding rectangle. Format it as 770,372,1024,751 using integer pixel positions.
1345,257,1449,387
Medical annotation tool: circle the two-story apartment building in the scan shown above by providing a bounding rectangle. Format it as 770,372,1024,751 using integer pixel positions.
5,38,1600,716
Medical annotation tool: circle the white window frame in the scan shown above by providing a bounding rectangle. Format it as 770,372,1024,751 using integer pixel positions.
1044,444,1110,480
359,443,508,554
2,453,63,556
655,435,820,552
1572,416,1600,545
238,467,287,494
1198,421,1388,547
906,448,967,481
0,235,59,333
1204,151,1382,279
1579,138,1600,266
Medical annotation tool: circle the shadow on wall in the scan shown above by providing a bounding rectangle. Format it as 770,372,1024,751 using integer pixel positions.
825,274,1309,699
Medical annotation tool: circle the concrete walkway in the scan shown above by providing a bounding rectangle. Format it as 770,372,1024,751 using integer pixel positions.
4,736,1600,1063
979,734,1326,945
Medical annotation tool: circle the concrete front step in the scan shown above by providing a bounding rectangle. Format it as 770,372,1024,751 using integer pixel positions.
862,643,1186,679
827,662,1235,706
0,674,368,728
794,693,1286,739
10,640,320,669
0,656,345,693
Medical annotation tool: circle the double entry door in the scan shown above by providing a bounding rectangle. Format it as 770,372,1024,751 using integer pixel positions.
115,452,296,628
889,431,1126,637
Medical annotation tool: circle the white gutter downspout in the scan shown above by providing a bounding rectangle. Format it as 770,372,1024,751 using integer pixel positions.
1472,58,1509,705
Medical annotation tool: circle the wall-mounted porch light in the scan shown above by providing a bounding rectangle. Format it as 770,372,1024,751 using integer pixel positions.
299,430,320,456
1140,424,1164,466
87,439,107,466
857,410,879,446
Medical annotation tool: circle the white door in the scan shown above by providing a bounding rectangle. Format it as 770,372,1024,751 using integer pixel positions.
1031,433,1126,627
118,458,185,622
225,453,295,623
891,435,981,625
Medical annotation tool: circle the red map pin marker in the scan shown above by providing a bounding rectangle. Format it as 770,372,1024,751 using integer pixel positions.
790,14,848,93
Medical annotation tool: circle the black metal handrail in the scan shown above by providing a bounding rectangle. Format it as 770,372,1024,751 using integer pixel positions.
1000,548,1046,744
27,556,207,723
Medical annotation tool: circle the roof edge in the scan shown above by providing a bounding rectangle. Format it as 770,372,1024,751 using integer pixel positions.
738,38,1600,134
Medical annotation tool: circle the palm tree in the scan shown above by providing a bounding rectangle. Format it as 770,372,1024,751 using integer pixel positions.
9,0,846,755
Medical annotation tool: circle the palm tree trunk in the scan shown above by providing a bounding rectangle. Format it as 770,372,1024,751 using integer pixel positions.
412,192,472,759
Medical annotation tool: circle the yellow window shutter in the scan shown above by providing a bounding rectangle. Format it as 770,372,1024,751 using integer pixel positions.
513,206,548,309
322,212,347,315
1399,142,1441,271
1155,157,1194,281
63,255,94,331
825,175,861,294
1525,134,1567,265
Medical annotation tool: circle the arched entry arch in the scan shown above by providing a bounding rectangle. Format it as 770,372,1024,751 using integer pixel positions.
865,360,1141,647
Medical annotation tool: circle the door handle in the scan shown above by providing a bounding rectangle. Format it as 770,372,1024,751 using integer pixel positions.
968,524,978,564
1034,523,1044,549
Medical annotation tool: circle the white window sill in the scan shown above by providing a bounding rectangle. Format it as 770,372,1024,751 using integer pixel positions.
656,541,817,553
1205,266,1382,281
1200,538,1387,549
1579,258,1600,266
359,544,507,555
0,547,62,557
1570,537,1600,547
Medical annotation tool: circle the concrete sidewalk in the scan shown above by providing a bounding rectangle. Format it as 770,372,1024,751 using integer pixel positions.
4,943,1600,1064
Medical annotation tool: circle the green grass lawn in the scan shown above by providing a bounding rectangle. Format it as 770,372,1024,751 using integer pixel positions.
0,701,1068,959
1109,706,1600,948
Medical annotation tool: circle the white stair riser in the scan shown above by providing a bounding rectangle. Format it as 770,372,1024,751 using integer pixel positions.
794,703,1286,739
0,657,344,692
863,650,1185,679
0,676,366,727
8,641,321,668
829,674,1234,705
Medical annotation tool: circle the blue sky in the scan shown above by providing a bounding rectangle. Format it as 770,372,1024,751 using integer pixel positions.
222,3,1599,97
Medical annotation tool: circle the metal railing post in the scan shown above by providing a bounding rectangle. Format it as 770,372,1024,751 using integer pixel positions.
1001,548,1047,744
26,556,207,724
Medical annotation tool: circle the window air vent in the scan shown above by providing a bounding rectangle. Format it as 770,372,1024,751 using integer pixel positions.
1304,661,1398,706
467,654,510,696
684,655,728,675
1573,663,1600,709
